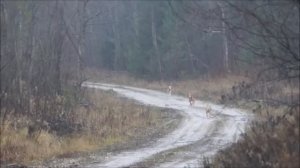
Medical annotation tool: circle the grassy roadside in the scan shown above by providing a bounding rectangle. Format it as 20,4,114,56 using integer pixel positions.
208,106,299,168
86,68,299,110
0,89,180,166
85,68,248,103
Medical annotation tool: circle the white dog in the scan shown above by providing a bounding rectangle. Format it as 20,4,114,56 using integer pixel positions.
168,85,172,95
188,93,195,106
205,104,212,118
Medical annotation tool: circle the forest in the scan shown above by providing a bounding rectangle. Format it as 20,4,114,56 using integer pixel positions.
0,0,299,167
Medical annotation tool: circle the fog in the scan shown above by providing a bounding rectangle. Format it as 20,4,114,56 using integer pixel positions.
1,0,299,167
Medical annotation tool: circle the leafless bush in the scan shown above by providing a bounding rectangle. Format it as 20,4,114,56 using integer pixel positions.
205,106,299,168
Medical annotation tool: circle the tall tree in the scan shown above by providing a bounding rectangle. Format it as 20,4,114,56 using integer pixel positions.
151,2,163,80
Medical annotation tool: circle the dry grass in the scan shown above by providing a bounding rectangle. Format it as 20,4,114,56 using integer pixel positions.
165,76,248,102
0,89,171,165
206,106,299,168
0,123,105,164
85,68,248,102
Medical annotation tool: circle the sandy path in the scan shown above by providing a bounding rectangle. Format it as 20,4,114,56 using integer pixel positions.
82,82,251,168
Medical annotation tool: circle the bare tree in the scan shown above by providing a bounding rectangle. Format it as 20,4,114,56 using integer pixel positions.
151,3,163,81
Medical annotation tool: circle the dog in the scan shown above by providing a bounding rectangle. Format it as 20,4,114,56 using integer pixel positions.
188,93,195,106
168,85,172,95
205,104,212,117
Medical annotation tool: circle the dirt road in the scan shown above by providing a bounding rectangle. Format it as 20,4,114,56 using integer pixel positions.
82,82,251,168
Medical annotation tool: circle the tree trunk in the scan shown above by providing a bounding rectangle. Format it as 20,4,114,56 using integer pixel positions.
217,2,230,73
185,35,196,73
133,1,139,51
27,3,36,114
54,4,65,95
0,2,6,120
133,1,139,39
151,5,163,80
110,3,122,70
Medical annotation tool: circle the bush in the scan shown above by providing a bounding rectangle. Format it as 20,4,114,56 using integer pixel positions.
208,107,299,168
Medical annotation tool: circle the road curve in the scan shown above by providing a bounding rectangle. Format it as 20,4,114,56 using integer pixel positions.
82,82,251,168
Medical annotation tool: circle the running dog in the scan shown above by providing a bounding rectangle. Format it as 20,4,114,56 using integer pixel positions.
205,104,212,117
188,93,195,106
168,85,172,95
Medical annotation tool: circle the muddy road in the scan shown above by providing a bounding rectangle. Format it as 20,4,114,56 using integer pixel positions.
81,82,251,168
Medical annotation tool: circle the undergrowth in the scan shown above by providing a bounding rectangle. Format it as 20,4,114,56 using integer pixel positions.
204,106,299,168
0,89,168,165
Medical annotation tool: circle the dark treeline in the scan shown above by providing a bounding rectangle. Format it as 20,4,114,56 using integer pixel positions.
86,1,229,79
0,0,299,125
84,0,299,80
